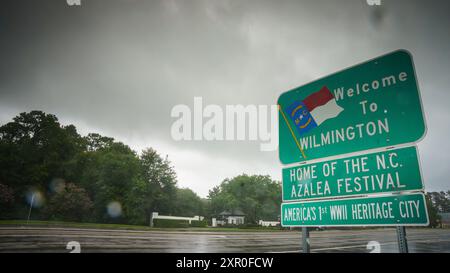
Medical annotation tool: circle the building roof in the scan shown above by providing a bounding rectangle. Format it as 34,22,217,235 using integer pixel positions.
219,209,245,216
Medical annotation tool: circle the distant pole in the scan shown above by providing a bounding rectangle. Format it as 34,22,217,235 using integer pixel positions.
396,226,409,253
27,193,35,225
302,227,310,253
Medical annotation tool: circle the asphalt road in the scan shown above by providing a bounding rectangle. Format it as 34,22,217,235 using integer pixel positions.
1,226,449,253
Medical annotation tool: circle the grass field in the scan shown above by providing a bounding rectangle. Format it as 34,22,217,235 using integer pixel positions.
0,220,287,232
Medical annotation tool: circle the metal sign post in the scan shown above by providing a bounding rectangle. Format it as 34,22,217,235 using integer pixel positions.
396,226,409,253
302,227,310,253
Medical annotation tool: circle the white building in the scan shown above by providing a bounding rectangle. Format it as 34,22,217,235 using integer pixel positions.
217,209,245,225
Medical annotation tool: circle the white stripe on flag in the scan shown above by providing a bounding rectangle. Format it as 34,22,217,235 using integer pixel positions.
310,99,343,126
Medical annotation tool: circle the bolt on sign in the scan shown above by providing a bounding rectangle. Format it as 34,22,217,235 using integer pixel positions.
281,193,429,227
278,50,426,165
282,146,424,202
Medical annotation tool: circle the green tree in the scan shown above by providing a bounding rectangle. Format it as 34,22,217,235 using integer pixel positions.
0,111,85,189
84,133,114,152
0,111,85,219
124,148,178,225
173,188,204,217
425,192,442,228
76,141,141,223
208,174,281,224
429,191,450,213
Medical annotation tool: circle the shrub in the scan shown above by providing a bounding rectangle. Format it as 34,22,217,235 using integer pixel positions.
190,220,208,227
238,223,260,229
0,183,14,205
153,218,189,228
0,183,15,219
44,182,93,222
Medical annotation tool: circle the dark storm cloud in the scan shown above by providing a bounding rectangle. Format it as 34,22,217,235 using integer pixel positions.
1,0,449,196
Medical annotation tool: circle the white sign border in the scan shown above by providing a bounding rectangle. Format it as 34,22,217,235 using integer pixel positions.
280,192,430,228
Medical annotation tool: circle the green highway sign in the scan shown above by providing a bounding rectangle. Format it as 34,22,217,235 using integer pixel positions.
282,146,423,202
278,50,426,165
281,193,429,227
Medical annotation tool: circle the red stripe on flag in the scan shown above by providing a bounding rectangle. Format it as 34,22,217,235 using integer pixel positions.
303,86,334,112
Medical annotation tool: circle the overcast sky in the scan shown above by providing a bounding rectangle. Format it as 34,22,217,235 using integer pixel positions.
1,0,449,197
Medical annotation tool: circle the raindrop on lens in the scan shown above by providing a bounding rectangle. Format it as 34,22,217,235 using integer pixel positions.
107,202,122,218
49,178,66,193
26,190,44,208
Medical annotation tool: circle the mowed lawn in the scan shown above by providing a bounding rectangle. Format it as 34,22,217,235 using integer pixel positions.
0,220,287,233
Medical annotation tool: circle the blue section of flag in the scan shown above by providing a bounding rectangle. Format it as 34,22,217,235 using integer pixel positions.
286,100,317,135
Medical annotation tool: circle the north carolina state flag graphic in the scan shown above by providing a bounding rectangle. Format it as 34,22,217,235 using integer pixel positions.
286,86,343,135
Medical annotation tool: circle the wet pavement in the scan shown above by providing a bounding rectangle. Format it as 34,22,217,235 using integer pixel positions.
0,226,449,253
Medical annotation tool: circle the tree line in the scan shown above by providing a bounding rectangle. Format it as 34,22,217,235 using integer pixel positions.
426,191,450,227
0,111,281,225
